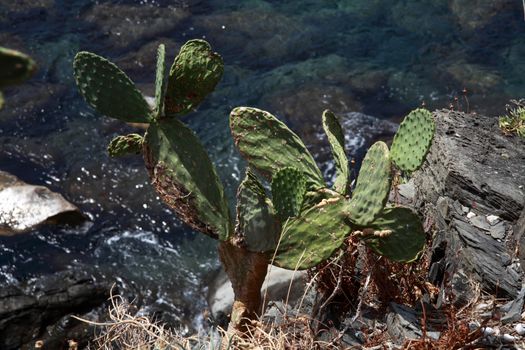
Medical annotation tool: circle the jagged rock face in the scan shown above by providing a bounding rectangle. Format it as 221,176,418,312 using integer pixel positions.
0,171,86,234
0,268,111,350
413,110,525,300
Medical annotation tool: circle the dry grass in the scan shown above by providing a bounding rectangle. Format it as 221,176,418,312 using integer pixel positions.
77,285,344,350
75,286,221,350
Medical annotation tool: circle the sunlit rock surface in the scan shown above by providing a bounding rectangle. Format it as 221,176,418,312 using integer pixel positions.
0,171,86,234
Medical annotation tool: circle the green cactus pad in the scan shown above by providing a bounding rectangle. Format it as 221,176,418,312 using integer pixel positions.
143,118,231,240
236,168,280,253
274,195,351,270
154,44,167,120
322,110,349,195
390,108,435,173
0,47,36,88
73,51,151,123
108,134,144,157
165,39,224,117
346,141,391,226
358,206,426,262
230,107,325,189
271,167,307,220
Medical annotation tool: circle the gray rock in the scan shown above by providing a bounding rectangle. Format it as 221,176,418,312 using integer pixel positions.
0,268,111,350
0,171,86,234
390,179,417,206
386,303,441,344
487,215,501,225
490,221,507,240
470,215,490,232
413,110,525,299
501,286,525,324
207,265,307,326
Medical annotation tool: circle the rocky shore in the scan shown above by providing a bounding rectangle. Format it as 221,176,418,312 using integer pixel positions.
1,108,524,349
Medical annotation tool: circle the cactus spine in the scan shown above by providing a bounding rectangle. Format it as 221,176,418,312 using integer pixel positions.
73,40,435,332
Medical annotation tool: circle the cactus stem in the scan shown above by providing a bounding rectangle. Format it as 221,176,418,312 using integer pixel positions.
218,241,268,332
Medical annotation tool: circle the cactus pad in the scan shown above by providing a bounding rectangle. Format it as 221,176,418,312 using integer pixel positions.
143,118,231,240
271,167,307,220
154,44,167,120
390,108,435,173
108,134,144,157
322,110,349,195
0,47,36,88
230,107,325,189
274,195,351,270
73,51,151,123
358,206,426,262
165,40,224,117
236,168,280,253
346,141,391,226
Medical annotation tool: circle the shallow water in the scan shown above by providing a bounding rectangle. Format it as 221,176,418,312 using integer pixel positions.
0,0,524,331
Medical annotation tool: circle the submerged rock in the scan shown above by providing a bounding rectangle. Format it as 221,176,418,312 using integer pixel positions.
444,61,502,93
450,0,516,31
0,171,86,234
195,8,317,68
82,3,189,48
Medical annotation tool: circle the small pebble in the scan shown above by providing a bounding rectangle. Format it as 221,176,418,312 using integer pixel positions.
502,334,515,343
486,214,500,225
515,323,525,336
354,331,366,342
468,321,480,331
467,211,476,219
483,327,495,336
475,303,490,311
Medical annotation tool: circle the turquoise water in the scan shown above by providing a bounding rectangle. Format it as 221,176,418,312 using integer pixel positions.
0,0,523,330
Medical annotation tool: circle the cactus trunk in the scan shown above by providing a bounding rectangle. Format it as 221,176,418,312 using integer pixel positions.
218,241,268,332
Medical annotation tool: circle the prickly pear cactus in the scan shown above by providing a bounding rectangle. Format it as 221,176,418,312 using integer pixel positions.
108,134,144,157
274,195,351,270
0,47,36,109
73,52,152,123
230,107,325,189
236,168,280,253
271,167,307,220
357,206,426,262
165,40,224,117
390,108,434,173
0,47,36,88
73,40,231,240
346,141,391,226
322,110,349,195
144,118,232,240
